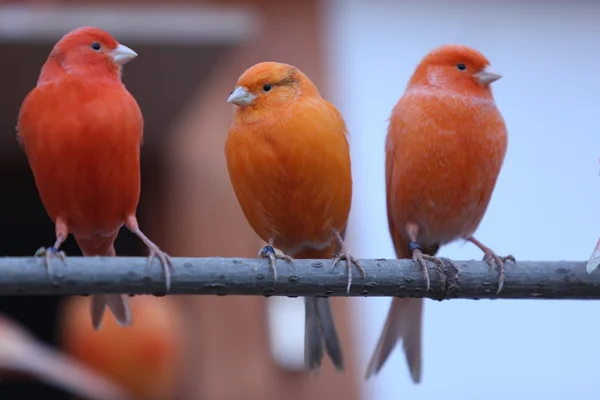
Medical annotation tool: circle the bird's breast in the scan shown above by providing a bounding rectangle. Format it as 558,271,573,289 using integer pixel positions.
19,82,143,237
226,120,352,252
387,92,508,245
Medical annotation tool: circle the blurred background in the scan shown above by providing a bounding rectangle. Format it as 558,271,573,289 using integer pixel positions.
0,0,599,399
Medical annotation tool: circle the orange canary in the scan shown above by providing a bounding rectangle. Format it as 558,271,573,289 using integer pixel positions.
225,61,363,370
365,45,514,382
0,313,130,400
58,295,183,400
17,26,172,330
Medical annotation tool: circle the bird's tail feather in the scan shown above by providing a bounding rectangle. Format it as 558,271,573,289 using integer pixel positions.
294,245,344,371
76,237,132,330
364,297,423,382
90,293,132,330
363,240,439,381
304,297,344,371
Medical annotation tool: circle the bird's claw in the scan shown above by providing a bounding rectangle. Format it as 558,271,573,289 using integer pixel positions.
146,246,174,292
481,252,515,295
258,245,294,282
411,249,444,292
34,246,66,277
331,248,365,295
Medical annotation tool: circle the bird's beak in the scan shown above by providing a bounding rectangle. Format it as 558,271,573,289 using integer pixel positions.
111,43,138,65
227,86,256,106
476,65,502,85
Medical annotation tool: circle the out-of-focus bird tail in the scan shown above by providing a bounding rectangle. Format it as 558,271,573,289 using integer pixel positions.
364,297,423,382
295,246,344,372
304,297,344,371
586,237,600,273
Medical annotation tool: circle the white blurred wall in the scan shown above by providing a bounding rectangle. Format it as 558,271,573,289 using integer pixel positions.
322,0,600,399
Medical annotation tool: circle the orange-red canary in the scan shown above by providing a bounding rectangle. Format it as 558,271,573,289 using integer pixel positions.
0,313,130,400
365,45,514,382
17,26,173,330
58,295,183,400
225,61,363,371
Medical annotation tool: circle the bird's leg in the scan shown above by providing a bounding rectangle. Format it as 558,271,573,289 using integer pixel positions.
258,239,294,282
468,236,515,295
330,230,365,295
125,216,173,292
34,217,68,278
405,222,444,292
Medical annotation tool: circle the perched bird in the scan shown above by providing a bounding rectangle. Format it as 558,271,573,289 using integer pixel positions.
0,313,130,400
17,26,172,330
58,295,183,400
225,61,363,371
365,45,514,382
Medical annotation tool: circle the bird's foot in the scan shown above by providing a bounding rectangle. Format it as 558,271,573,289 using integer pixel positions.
481,251,515,295
258,245,294,282
467,236,515,295
331,247,365,295
34,245,66,277
409,241,444,292
126,216,174,292
145,244,174,292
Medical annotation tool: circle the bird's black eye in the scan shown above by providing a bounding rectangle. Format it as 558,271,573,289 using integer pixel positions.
456,63,467,71
263,84,272,92
91,42,101,51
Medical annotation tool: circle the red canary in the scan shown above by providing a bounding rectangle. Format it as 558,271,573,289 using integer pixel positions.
225,61,363,370
365,45,514,382
0,313,130,400
58,295,183,400
17,26,173,330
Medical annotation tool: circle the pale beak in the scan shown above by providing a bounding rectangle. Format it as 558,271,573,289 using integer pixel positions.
111,43,138,65
227,86,256,106
476,65,502,85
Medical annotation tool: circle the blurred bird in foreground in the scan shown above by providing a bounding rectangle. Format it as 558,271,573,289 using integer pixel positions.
58,295,183,400
17,26,172,330
365,45,514,382
0,313,130,400
225,61,363,371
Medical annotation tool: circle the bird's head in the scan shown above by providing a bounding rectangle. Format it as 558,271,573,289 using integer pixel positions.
227,61,318,110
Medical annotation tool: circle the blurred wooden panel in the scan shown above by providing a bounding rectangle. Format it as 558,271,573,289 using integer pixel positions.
0,0,268,5
0,4,259,44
